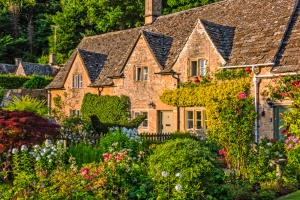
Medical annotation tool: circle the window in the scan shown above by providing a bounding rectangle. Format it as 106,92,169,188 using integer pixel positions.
188,59,206,77
136,66,148,81
70,109,80,116
72,75,82,88
185,109,206,131
133,111,148,128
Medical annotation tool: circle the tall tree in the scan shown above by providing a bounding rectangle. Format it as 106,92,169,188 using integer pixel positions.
163,0,221,14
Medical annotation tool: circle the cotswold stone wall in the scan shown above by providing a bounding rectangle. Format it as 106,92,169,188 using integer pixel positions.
0,89,48,107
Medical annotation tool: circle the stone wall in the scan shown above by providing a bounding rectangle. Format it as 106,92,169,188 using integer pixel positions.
0,89,48,107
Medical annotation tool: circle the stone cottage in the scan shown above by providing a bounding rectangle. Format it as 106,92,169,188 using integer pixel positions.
47,0,300,141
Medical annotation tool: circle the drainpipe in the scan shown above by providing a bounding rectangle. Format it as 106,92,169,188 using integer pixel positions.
47,90,52,115
252,66,260,143
172,72,180,131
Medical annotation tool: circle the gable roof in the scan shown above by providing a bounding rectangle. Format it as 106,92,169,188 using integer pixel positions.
0,63,17,74
49,0,298,88
17,62,54,76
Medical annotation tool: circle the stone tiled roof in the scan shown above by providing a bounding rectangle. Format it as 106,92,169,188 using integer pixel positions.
141,30,173,69
19,62,54,76
272,2,300,73
200,19,235,61
78,49,107,82
0,64,17,74
48,0,297,88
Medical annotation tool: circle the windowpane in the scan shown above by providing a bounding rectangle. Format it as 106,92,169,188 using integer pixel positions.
134,112,139,118
186,111,194,129
142,112,148,127
136,67,142,81
199,60,206,76
196,111,202,129
143,67,148,80
190,61,197,76
78,75,82,88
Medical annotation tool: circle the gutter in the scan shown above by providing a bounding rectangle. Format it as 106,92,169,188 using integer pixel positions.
219,63,274,69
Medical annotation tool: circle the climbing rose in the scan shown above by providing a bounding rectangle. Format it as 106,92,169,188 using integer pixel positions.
281,129,287,135
237,93,246,99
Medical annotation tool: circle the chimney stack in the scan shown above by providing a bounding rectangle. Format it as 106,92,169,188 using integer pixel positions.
15,58,22,66
49,53,57,66
145,0,162,25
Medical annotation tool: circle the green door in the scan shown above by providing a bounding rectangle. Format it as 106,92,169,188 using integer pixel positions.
274,106,288,140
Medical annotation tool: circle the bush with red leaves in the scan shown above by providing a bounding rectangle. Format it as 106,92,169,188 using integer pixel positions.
0,110,60,153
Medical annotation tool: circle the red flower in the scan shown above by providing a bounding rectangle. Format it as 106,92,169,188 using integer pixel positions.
80,168,90,175
194,77,200,83
237,93,246,99
292,80,300,87
281,93,289,97
281,129,287,135
245,68,252,73
287,133,292,137
270,138,274,143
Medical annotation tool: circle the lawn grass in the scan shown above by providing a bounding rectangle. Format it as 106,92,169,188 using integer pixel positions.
277,190,300,200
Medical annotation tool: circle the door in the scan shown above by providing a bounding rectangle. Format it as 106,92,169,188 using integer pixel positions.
159,111,173,133
274,106,288,140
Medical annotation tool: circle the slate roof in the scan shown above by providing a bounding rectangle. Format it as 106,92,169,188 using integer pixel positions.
19,62,54,76
0,64,17,74
48,0,298,89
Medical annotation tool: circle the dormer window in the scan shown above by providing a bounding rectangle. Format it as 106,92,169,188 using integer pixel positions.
189,59,206,77
72,75,82,88
136,66,148,81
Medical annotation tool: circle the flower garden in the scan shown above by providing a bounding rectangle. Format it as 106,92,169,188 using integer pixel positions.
0,69,300,199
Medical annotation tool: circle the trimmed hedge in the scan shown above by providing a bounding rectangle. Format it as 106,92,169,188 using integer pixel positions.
0,74,30,88
23,75,53,89
81,93,130,125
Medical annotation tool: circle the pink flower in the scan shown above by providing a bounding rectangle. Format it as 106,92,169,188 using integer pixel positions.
278,74,282,78
237,93,246,99
288,144,294,149
218,150,225,155
103,153,112,161
80,168,90,175
293,138,299,143
237,110,242,115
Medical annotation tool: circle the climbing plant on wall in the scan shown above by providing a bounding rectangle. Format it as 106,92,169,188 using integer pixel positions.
160,69,256,176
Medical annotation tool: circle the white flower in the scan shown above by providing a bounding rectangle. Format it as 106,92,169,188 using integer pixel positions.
175,173,182,178
259,146,264,149
161,171,169,177
275,151,279,156
267,142,272,146
40,152,45,156
12,148,19,154
21,145,28,151
270,162,274,167
47,155,52,159
175,184,182,191
34,145,40,149
49,159,53,163
279,154,283,157
36,156,41,161
127,149,132,152
265,150,270,154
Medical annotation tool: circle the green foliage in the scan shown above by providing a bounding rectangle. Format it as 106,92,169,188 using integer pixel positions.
0,87,3,102
22,75,53,89
81,93,130,125
214,68,252,80
99,127,143,157
148,138,220,199
163,0,221,14
3,95,48,117
0,74,30,89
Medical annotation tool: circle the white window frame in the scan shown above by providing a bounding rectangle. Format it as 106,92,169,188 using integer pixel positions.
188,59,207,77
135,66,148,81
185,108,206,131
72,75,82,88
132,110,148,128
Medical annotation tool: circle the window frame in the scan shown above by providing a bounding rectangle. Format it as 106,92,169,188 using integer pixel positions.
72,74,83,88
132,110,148,129
188,58,207,77
70,109,80,116
135,66,148,82
185,108,206,131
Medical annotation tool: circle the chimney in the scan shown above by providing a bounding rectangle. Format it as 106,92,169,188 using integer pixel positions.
15,58,22,66
145,0,162,25
49,53,57,66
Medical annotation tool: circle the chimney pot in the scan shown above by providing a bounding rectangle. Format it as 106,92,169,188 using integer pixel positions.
49,53,57,66
15,58,22,66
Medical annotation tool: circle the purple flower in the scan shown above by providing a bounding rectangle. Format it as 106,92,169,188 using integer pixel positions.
41,183,45,188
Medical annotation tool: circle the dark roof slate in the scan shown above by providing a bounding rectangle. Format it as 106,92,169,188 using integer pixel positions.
20,62,53,76
48,0,297,88
0,64,17,74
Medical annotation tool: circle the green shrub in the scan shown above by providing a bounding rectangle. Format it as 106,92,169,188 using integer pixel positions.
0,87,3,103
23,75,53,89
3,95,48,117
147,138,220,199
0,74,29,89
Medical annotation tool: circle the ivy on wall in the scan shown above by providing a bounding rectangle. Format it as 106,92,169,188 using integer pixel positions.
160,69,256,176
